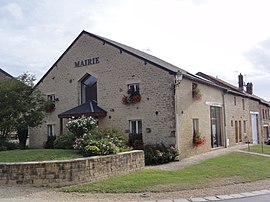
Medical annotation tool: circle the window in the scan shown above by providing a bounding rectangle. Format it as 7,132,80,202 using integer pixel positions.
231,120,234,127
234,97,236,106
81,74,97,104
242,99,245,110
128,83,140,94
129,120,142,135
47,124,55,137
192,83,198,90
193,119,199,135
47,94,55,102
243,120,247,133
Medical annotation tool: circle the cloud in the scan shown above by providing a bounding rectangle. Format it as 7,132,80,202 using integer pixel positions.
244,38,270,74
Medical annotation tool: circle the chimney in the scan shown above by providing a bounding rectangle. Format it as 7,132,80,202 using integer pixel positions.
246,82,253,94
238,73,244,91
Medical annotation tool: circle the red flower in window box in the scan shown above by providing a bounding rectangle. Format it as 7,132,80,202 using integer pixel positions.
193,132,206,146
122,92,141,105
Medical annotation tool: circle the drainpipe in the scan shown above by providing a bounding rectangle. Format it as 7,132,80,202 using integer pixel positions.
174,71,183,150
175,85,179,150
222,90,228,147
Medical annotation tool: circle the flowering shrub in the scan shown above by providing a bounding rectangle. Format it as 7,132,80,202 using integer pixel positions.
66,116,97,138
193,132,206,146
73,128,131,157
144,144,179,165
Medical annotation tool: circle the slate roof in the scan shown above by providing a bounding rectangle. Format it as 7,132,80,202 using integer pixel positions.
196,72,270,106
58,100,107,118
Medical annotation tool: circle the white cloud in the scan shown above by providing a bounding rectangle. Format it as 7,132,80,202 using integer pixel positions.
0,0,270,100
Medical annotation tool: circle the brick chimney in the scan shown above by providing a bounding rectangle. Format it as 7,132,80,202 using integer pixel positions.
246,82,253,94
238,73,244,91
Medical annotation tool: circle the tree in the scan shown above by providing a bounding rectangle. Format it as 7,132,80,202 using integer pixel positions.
0,73,46,149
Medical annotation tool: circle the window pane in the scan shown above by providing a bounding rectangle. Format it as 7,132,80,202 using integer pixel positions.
193,119,199,134
138,120,142,134
131,121,136,134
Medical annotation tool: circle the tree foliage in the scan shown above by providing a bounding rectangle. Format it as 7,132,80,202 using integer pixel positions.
0,73,46,147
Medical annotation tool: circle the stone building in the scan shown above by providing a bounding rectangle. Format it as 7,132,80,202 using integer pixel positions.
29,30,270,158
0,68,13,80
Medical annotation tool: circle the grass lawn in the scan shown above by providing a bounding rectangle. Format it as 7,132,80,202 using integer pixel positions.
0,149,82,162
62,152,270,193
242,144,270,155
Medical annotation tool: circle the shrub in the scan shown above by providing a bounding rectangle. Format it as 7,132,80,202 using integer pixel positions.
84,145,100,156
144,144,179,165
74,128,131,157
66,116,97,138
54,132,76,149
0,141,19,151
44,135,56,149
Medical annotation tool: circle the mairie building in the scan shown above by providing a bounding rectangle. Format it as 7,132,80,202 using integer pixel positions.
29,30,270,159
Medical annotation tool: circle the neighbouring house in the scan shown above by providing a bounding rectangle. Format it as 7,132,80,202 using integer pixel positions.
29,30,270,159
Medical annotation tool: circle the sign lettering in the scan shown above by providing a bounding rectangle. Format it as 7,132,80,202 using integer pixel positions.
74,57,100,68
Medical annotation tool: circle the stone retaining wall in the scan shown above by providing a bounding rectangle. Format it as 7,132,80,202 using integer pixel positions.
0,150,144,187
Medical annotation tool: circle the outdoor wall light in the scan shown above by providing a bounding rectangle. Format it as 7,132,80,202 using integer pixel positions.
175,70,183,85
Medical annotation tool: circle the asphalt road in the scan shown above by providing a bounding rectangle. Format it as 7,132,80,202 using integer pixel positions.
221,193,270,202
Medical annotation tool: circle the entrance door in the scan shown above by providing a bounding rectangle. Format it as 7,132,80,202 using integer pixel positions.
210,106,222,148
251,114,258,144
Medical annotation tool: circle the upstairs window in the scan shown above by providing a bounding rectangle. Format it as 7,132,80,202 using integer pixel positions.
81,74,97,103
122,83,141,105
128,83,140,94
234,97,237,106
47,94,55,102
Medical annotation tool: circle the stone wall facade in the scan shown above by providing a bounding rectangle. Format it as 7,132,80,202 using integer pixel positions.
0,150,144,187
30,32,176,148
29,30,270,159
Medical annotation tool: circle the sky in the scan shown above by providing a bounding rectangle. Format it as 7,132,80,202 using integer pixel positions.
1,0,270,100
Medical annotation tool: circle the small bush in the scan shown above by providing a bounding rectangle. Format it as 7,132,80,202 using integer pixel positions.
44,135,56,149
74,128,131,157
54,132,76,149
0,141,19,151
144,144,179,165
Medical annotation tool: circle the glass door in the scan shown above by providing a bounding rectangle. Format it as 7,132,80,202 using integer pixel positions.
210,106,222,148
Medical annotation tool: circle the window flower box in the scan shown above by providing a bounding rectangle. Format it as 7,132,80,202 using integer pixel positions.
122,89,141,104
192,87,202,101
44,101,55,113
193,132,206,146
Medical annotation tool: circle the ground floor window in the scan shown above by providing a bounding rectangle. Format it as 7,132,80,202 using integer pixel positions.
47,124,55,137
130,120,142,135
192,118,199,135
129,120,143,149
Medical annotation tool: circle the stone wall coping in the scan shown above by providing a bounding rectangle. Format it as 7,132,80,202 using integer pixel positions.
0,150,143,165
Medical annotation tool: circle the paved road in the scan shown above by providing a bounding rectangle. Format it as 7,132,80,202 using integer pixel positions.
221,193,270,202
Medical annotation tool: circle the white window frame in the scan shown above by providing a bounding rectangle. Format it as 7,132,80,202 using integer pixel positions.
128,83,140,93
47,94,56,102
129,120,142,134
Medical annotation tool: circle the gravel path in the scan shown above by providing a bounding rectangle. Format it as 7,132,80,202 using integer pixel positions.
0,144,269,202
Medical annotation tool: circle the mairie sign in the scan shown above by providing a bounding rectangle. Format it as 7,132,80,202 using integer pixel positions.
74,57,100,68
